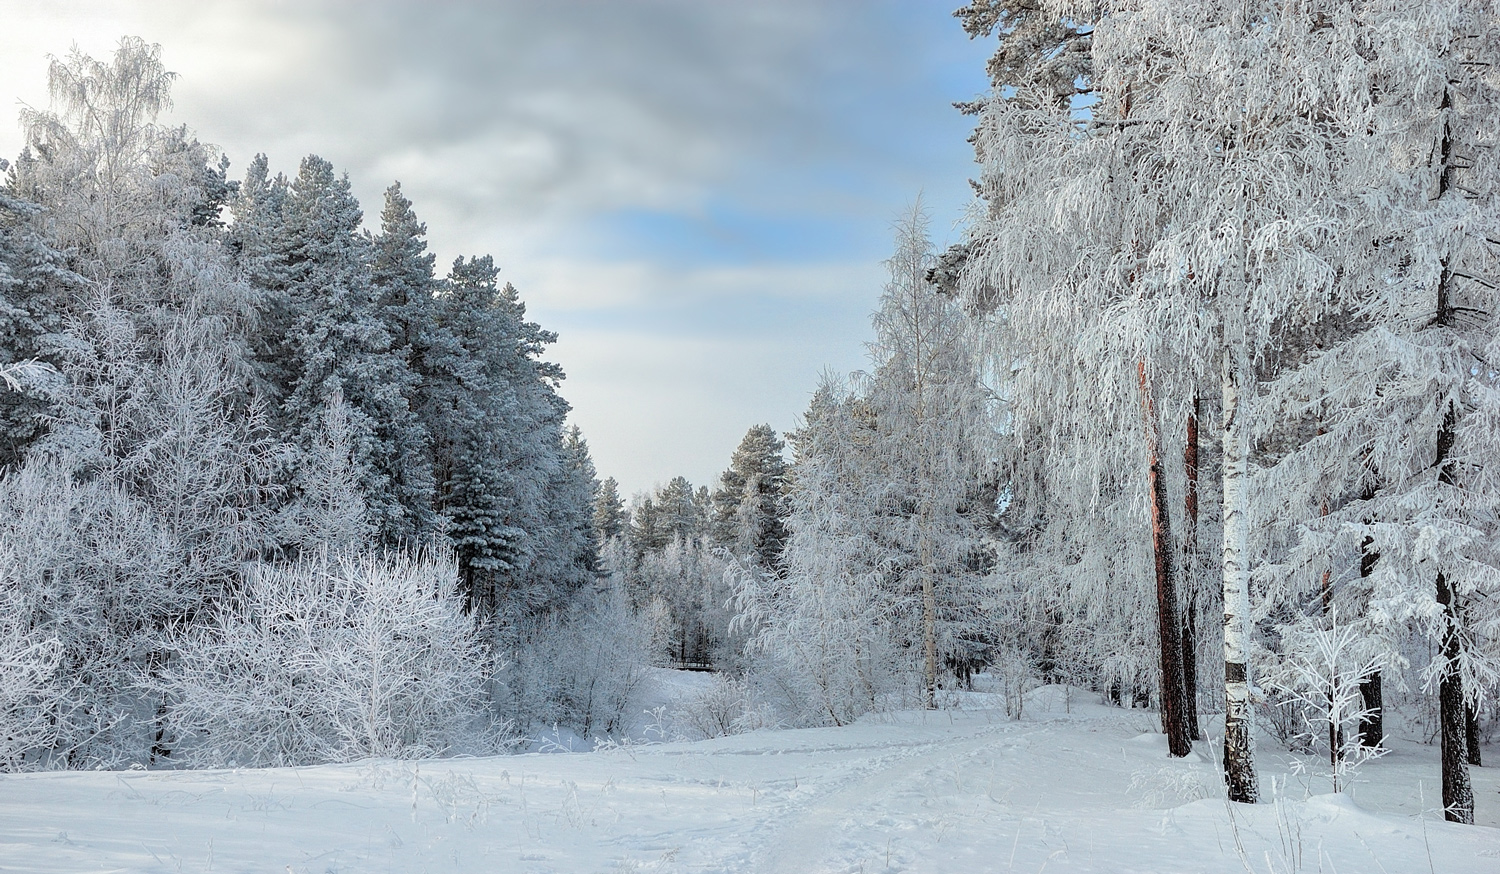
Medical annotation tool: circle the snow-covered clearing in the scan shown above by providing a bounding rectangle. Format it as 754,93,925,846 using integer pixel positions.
2,683,1496,873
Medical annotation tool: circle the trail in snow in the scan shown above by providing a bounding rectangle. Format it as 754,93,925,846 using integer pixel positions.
0,683,1496,872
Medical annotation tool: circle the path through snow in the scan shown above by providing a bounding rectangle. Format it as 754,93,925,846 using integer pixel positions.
0,685,1496,872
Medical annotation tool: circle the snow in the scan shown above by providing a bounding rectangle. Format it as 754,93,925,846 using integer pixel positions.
1,681,1497,873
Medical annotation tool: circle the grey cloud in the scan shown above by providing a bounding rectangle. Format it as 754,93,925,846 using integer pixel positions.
151,0,914,228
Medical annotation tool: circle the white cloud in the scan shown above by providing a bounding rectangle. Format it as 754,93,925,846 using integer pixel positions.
0,0,990,492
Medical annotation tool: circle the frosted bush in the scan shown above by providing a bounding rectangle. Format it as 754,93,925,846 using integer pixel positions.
0,583,67,770
497,581,657,739
155,547,504,767
670,675,772,740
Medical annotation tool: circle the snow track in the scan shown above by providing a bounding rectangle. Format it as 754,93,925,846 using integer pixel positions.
0,691,1496,872
755,717,1024,873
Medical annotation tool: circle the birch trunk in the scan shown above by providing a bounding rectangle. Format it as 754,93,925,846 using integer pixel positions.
1220,347,1257,804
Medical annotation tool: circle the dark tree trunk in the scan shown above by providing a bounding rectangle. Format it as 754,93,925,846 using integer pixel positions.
1317,464,1342,764
1138,362,1191,757
1358,673,1383,750
1438,569,1475,823
1358,490,1384,749
1181,399,1202,741
1436,393,1474,823
1466,702,1482,767
1429,99,1473,815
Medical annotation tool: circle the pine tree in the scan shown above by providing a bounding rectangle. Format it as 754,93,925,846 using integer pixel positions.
594,476,626,543
430,256,574,617
711,424,789,569
0,178,74,467
1247,1,1500,823
276,156,429,545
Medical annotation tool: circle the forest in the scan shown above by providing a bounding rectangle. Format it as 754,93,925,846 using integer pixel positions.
0,0,1496,840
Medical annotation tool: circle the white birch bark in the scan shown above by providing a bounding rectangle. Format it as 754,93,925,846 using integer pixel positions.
1220,344,1257,803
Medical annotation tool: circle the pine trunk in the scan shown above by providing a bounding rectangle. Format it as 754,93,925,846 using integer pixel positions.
1182,400,1202,741
1139,362,1190,756
1358,491,1384,749
1438,569,1475,823
1318,487,1342,764
1358,673,1383,749
1435,399,1474,822
1465,703,1482,767
1220,349,1258,803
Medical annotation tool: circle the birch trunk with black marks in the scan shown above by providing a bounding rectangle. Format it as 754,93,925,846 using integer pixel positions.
1220,347,1257,803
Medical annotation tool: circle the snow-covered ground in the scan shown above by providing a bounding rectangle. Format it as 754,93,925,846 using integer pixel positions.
2,681,1497,873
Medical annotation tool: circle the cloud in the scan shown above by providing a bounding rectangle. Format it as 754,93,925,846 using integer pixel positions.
0,0,993,491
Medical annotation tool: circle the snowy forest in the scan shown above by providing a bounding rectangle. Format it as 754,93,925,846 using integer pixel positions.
1,0,1499,853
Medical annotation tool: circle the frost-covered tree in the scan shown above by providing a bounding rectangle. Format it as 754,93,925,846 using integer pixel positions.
745,207,996,721
711,424,789,569
1247,2,1500,823
594,476,626,543
0,180,74,467
738,376,907,724
427,255,580,617
234,155,429,545
957,0,1404,795
868,203,996,707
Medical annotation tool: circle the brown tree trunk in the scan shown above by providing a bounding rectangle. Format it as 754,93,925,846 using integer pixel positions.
1139,361,1191,757
1181,399,1202,741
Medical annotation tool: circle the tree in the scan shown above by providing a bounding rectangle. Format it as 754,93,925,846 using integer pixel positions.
266,156,430,545
746,206,996,720
594,476,626,543
868,202,995,708
1248,1,1500,822
0,180,74,468
429,256,576,617
737,376,904,724
711,424,789,569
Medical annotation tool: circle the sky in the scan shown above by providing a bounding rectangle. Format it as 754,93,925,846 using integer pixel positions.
0,0,994,497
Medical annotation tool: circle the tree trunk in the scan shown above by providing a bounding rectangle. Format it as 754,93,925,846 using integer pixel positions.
1465,702,1482,767
1358,486,1384,749
1220,349,1258,804
1429,89,1474,816
1435,399,1474,823
921,516,937,710
1182,399,1202,741
1139,361,1190,756
1358,673,1383,749
1438,570,1475,823
1318,482,1342,765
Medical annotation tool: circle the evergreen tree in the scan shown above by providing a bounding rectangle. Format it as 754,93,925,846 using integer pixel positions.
276,156,429,545
711,424,789,569
0,177,74,467
594,476,626,542
431,256,572,616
